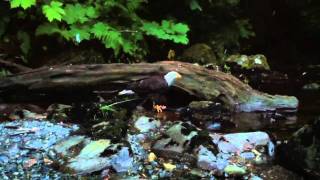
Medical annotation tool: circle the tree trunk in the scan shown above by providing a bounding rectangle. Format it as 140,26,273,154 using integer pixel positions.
0,61,298,112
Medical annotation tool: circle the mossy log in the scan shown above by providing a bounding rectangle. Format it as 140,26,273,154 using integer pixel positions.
0,61,298,112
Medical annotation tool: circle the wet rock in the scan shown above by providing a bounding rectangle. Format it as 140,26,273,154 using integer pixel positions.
240,152,256,160
152,122,199,163
217,141,239,154
134,116,160,133
0,120,79,179
77,139,111,158
197,145,217,170
267,141,275,157
224,165,246,176
127,134,147,161
53,135,87,155
277,117,320,178
153,122,198,154
237,94,298,112
46,104,72,121
166,122,198,146
67,157,111,175
111,147,134,173
226,54,270,70
216,131,270,153
52,136,120,175
249,175,263,180
302,83,320,90
181,43,219,65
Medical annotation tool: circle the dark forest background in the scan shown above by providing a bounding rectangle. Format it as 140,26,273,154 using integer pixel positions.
0,0,319,73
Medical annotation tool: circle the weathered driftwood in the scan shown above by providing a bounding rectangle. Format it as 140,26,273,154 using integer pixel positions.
0,61,298,112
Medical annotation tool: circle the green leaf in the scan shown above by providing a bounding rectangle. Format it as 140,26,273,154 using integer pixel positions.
91,22,111,39
63,3,98,24
103,30,123,55
0,16,10,38
42,1,65,22
86,6,99,18
100,104,116,112
127,0,145,12
68,25,91,42
141,20,189,44
189,0,202,11
35,23,61,36
17,31,30,55
91,22,124,54
10,0,36,9
63,4,87,24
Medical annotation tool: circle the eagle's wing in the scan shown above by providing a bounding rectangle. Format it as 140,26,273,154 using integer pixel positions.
129,75,168,94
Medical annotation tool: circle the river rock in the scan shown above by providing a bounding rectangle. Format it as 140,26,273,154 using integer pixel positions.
134,116,160,133
197,145,217,170
224,165,247,176
181,43,219,65
216,132,271,153
226,54,270,70
110,147,134,173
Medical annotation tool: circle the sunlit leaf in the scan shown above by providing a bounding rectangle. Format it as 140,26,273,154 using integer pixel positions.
42,1,65,22
10,0,36,9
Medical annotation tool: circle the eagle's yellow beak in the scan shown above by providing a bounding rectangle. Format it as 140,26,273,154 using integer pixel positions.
176,73,182,79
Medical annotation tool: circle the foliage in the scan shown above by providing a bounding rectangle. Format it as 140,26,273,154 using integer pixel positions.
191,0,255,60
10,0,35,9
17,31,30,56
2,0,190,60
0,68,11,78
42,1,65,22
141,20,189,44
99,98,138,113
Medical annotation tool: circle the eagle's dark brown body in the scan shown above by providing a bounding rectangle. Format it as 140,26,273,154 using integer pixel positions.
128,75,169,95
126,71,181,111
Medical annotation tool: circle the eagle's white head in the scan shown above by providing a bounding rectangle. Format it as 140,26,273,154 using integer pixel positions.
164,71,182,86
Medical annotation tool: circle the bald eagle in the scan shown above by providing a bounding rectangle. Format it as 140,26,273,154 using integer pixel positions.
119,71,182,112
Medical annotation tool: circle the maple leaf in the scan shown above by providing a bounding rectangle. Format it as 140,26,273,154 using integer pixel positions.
42,1,65,22
63,4,87,24
10,0,36,9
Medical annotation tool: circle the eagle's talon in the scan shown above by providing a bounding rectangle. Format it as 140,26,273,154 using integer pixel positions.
153,104,166,113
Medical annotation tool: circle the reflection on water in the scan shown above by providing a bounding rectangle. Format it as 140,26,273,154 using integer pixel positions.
226,91,319,140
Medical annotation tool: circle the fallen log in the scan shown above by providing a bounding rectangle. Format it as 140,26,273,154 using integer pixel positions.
0,61,298,112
